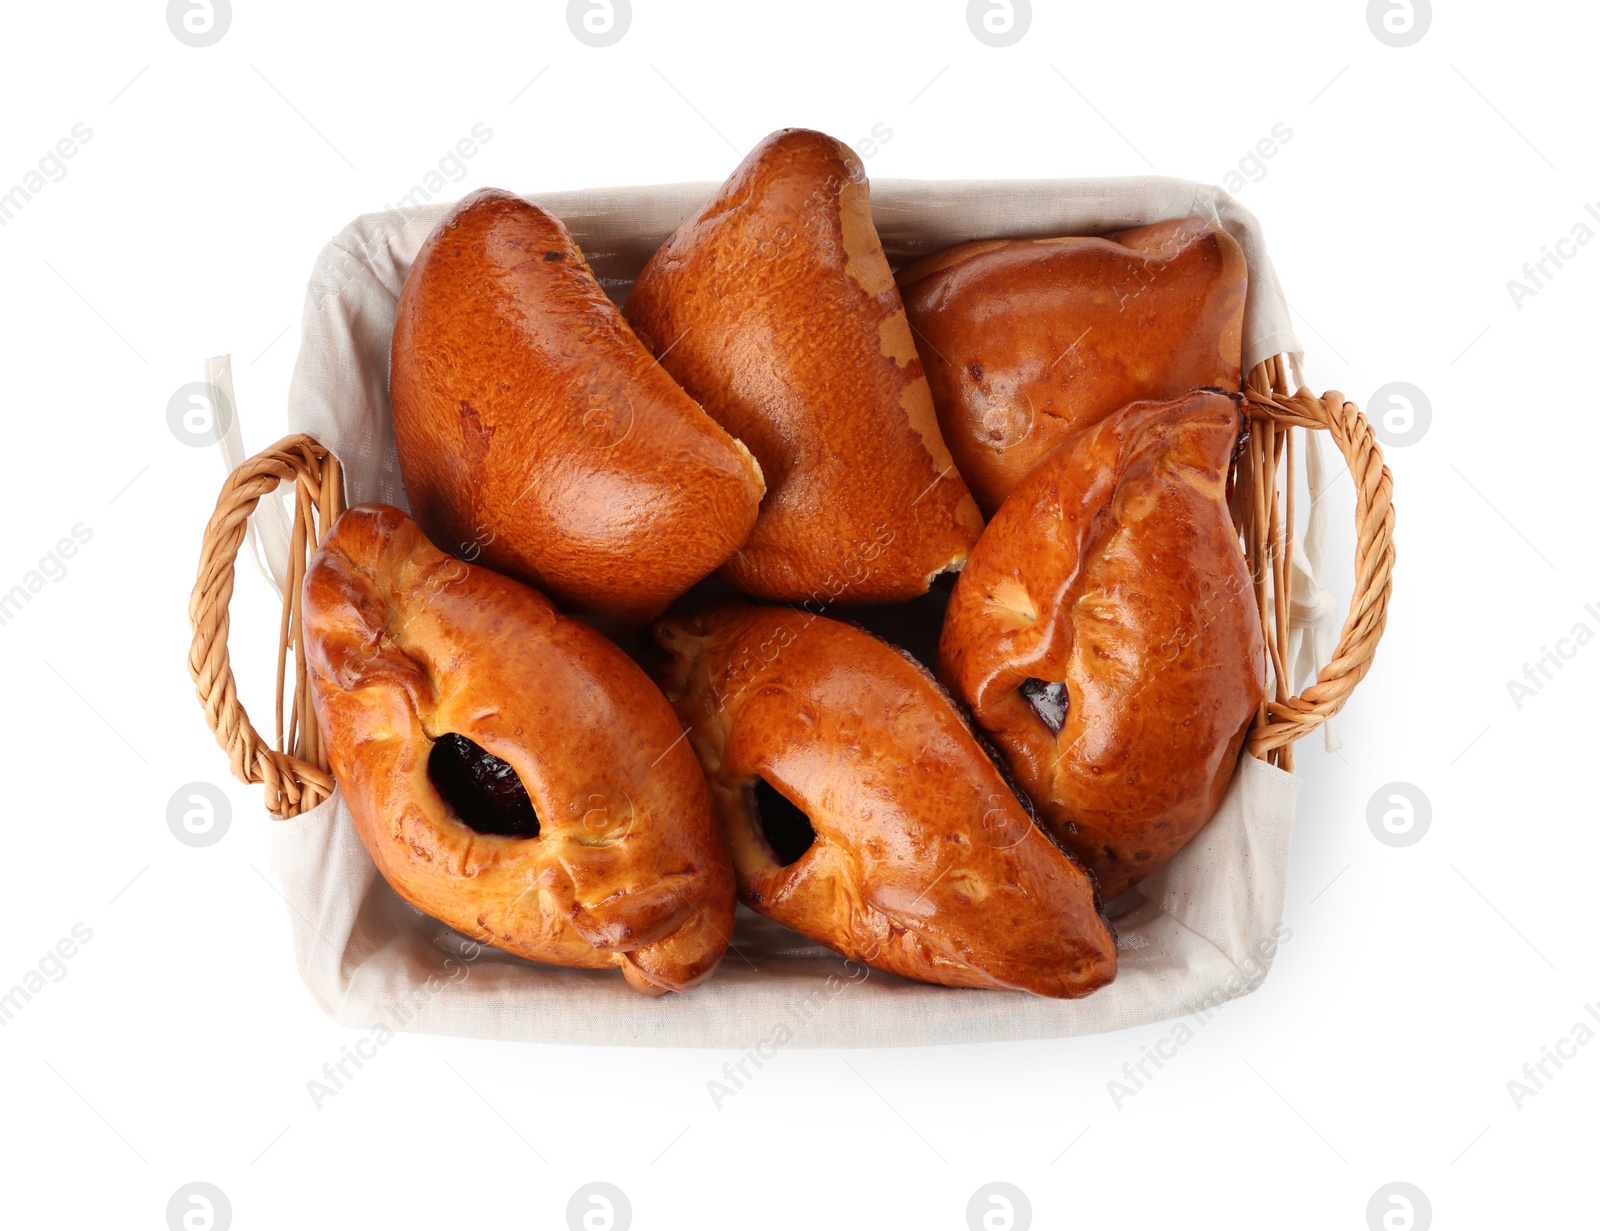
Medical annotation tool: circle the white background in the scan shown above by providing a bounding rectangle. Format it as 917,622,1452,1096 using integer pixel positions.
1,1,1595,1228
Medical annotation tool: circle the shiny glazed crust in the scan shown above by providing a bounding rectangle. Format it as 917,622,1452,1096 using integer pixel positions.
389,188,765,629
898,219,1247,516
648,601,1116,999
624,129,984,604
939,390,1267,899
302,505,736,994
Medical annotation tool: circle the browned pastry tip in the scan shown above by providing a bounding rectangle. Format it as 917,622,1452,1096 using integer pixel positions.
648,599,1116,999
899,219,1247,515
389,188,764,630
625,128,983,605
940,389,1267,899
302,504,736,994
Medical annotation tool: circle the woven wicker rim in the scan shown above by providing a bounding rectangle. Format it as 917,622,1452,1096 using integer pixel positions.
187,357,1394,817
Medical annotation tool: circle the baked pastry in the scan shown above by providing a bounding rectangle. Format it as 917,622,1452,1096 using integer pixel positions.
389,188,764,629
302,504,736,994
898,219,1247,515
624,128,983,605
939,389,1266,899
648,600,1116,998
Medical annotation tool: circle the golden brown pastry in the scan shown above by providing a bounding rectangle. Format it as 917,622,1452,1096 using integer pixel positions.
648,601,1116,998
940,390,1266,899
898,219,1247,515
389,188,764,629
624,128,984,605
302,504,736,995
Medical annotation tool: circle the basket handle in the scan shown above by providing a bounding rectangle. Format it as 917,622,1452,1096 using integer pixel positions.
1241,357,1396,771
188,434,346,818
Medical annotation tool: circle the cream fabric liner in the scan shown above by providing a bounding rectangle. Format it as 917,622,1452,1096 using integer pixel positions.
254,177,1326,1046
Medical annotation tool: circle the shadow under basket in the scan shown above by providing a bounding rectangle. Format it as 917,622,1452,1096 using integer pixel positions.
185,182,1394,1046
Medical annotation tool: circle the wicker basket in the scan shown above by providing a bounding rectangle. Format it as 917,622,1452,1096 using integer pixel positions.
181,177,1400,1046
187,356,1393,819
